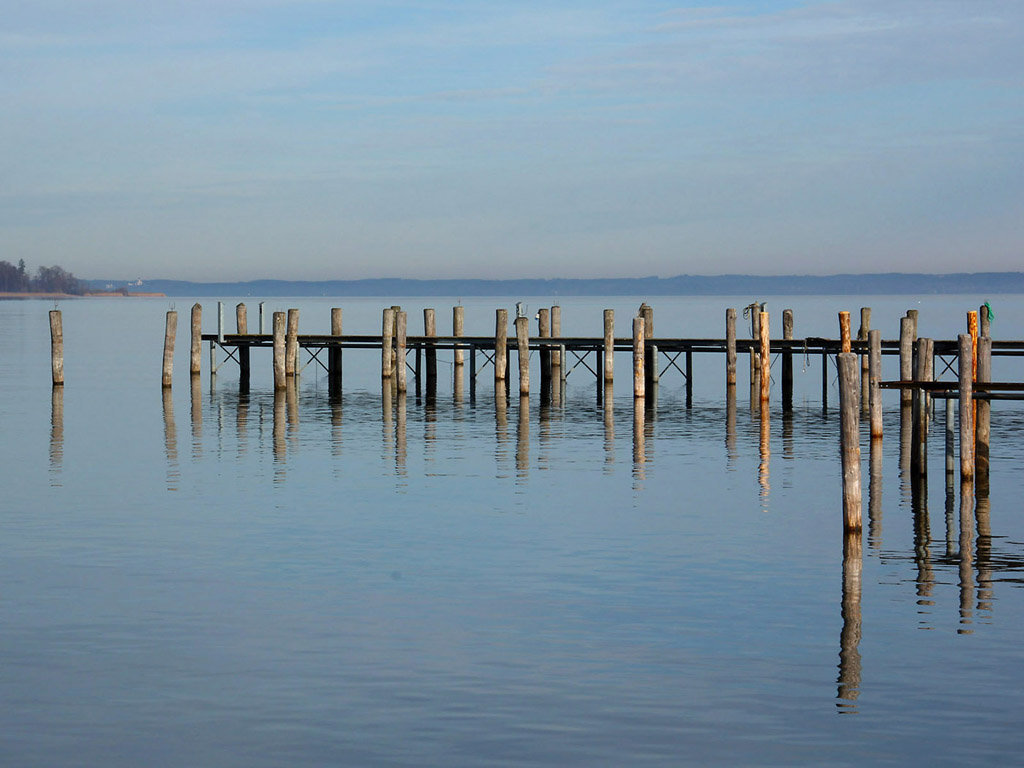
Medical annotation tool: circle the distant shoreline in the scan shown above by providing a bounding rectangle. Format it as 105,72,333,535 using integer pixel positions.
82,272,1024,298
0,291,166,300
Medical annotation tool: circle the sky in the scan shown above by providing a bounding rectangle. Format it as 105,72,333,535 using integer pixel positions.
1,0,1022,281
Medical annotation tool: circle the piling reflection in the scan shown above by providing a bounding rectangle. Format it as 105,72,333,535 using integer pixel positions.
603,384,615,472
758,407,770,508
162,387,179,491
236,389,249,459
837,530,863,711
975,486,993,617
494,381,509,476
286,379,299,454
899,403,912,506
49,385,64,484
911,472,934,619
725,385,737,468
273,389,286,482
958,480,975,634
423,394,436,465
381,377,394,459
632,398,646,486
330,397,342,459
396,391,408,478
190,374,203,460
781,407,794,462
516,395,529,480
868,438,883,549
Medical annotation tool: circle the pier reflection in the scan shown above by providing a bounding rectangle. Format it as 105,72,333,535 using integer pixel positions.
162,387,179,491
758,407,770,507
190,374,203,460
516,396,529,480
603,384,614,472
725,385,737,469
868,438,883,549
49,385,63,485
273,388,286,481
495,381,510,477
958,480,975,634
837,531,863,711
632,398,645,487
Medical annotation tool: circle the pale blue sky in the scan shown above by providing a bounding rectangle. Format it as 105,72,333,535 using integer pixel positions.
2,1,1021,280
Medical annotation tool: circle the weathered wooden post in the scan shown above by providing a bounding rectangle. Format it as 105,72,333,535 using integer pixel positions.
453,304,465,372
749,305,761,390
726,308,737,387
979,303,991,339
161,310,177,388
759,311,770,404
838,352,862,530
641,304,657,388
859,308,871,411
381,308,395,379
515,316,530,396
538,308,551,396
424,308,437,396
604,310,615,383
236,302,250,386
976,335,992,484
49,309,64,386
868,329,883,438
285,308,299,377
396,310,408,393
632,316,645,399
958,334,974,482
258,302,265,335
912,338,933,477
899,316,914,406
551,306,562,370
968,311,979,381
190,303,202,375
272,311,286,390
839,311,852,354
329,308,343,391
945,396,955,476
782,309,793,411
495,309,508,383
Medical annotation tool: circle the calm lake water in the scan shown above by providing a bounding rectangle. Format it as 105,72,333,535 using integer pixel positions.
2,294,1024,766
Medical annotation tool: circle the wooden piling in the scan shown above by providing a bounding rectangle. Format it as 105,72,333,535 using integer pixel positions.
396,311,408,393
381,308,395,379
515,316,530,396
750,307,761,389
285,309,299,376
859,308,871,411
551,306,562,369
868,329,883,438
912,338,933,477
838,352,862,530
272,312,286,390
424,308,437,396
453,306,465,367
782,309,793,411
899,317,914,405
839,311,852,354
633,316,645,399
538,307,551,392
190,303,202,375
976,335,992,483
495,309,508,382
641,304,657,387
958,334,974,482
979,303,991,339
968,311,979,382
759,311,770,404
945,396,955,475
161,310,177,388
236,303,248,334
329,308,343,390
726,308,737,387
604,310,615,383
236,303,250,385
49,309,64,386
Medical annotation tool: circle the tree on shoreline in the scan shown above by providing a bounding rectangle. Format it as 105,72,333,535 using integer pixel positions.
0,261,86,294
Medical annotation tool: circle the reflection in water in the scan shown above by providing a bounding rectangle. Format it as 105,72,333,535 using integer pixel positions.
494,381,509,477
782,408,794,461
632,398,645,486
190,374,203,461
958,480,975,634
868,438,883,550
162,387,179,491
725,385,737,469
424,394,436,465
516,395,529,480
330,396,342,459
899,404,911,507
273,389,286,482
236,389,249,459
975,488,993,617
49,385,64,485
538,402,551,472
286,379,299,454
912,472,934,621
758,407,770,508
396,391,408,479
603,384,615,472
381,377,394,459
837,531,863,711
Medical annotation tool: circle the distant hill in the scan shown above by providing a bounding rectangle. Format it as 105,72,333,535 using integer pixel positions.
86,272,1024,298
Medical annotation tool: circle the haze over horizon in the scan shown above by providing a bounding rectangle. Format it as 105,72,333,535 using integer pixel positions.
3,1,1022,282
